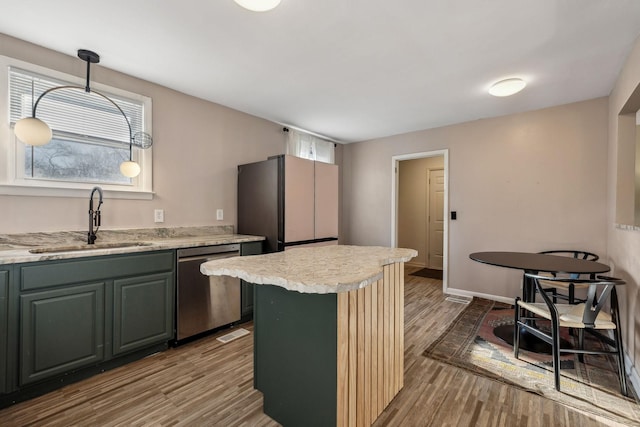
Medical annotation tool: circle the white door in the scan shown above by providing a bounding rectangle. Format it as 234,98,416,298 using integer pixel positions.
428,169,445,270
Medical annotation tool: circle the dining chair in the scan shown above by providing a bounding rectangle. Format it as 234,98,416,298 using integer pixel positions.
536,250,599,304
514,273,628,396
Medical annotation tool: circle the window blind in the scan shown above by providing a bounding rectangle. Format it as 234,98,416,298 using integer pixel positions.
9,67,144,146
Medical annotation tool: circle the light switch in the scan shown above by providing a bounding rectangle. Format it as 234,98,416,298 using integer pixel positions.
154,209,164,223
216,209,224,220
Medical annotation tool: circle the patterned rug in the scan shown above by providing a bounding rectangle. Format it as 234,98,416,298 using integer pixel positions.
423,298,640,426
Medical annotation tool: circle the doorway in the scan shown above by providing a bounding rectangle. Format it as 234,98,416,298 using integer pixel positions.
391,150,448,288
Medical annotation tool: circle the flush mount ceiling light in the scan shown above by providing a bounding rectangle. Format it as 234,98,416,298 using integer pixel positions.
233,0,281,12
13,49,153,178
488,78,527,97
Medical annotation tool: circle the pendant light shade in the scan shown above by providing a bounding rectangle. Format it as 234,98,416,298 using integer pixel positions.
120,160,141,178
234,0,281,12
14,117,52,146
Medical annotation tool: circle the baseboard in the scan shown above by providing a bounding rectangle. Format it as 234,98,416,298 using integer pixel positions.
444,287,513,306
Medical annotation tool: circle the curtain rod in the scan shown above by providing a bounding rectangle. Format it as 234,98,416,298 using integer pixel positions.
279,123,342,144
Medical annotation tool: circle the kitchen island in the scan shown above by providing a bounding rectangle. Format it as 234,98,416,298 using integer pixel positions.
200,245,416,427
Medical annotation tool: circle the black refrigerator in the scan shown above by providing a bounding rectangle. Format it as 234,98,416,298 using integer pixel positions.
237,154,338,253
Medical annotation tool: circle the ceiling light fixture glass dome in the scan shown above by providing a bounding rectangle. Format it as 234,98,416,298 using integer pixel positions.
489,78,526,97
233,0,281,12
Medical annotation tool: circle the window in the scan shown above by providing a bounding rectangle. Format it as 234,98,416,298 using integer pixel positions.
0,55,153,198
285,128,335,164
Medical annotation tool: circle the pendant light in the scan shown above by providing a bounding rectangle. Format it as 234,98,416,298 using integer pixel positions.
233,0,281,12
13,49,153,178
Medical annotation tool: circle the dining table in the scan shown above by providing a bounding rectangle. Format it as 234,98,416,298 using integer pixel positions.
469,251,610,353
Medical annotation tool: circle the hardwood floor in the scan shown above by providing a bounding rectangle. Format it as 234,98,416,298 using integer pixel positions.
0,269,622,426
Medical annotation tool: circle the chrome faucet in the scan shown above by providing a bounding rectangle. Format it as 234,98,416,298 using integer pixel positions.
88,186,103,244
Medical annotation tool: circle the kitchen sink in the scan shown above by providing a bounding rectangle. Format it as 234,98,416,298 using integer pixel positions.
29,242,153,254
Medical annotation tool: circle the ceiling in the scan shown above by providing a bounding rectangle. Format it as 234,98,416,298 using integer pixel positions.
2,0,640,143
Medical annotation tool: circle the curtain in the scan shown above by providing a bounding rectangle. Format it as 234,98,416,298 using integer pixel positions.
285,128,335,164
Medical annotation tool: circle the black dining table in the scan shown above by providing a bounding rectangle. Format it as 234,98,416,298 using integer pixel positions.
469,251,610,353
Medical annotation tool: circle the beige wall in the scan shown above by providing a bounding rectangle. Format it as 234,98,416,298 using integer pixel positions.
397,156,444,267
0,34,286,233
342,98,609,300
607,34,640,377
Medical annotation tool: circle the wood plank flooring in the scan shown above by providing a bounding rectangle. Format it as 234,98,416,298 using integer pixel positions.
0,268,621,426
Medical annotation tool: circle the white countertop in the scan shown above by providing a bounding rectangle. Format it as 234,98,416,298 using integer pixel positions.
200,245,417,294
0,226,264,264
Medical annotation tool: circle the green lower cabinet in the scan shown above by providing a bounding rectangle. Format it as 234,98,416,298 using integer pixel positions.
0,270,9,393
14,250,175,391
19,282,105,386
240,241,263,318
113,272,173,356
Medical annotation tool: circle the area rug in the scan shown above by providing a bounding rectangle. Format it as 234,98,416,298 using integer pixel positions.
410,267,443,280
423,298,640,426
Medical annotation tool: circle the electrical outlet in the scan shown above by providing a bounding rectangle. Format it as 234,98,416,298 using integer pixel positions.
216,209,223,221
154,209,164,223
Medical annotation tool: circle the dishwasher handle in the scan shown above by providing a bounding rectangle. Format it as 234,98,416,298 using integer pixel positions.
178,252,239,263
177,244,240,259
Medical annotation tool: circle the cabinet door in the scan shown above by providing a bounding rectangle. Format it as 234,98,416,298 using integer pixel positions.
112,272,173,356
0,270,8,393
314,161,339,239
241,242,263,318
20,283,105,385
284,155,315,243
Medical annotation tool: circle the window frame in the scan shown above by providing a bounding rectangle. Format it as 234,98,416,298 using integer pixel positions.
0,55,153,199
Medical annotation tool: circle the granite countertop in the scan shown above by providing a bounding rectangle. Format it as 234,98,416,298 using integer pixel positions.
200,245,417,294
0,226,264,265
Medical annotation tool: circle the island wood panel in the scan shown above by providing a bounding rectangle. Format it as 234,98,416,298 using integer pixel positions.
370,280,378,421
392,263,403,394
348,291,357,426
357,287,365,427
336,292,349,427
336,263,404,427
377,276,384,414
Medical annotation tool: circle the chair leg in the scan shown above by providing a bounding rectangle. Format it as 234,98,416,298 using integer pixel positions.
611,289,628,396
577,329,585,363
567,285,577,338
568,284,575,305
613,326,628,396
514,298,520,359
552,319,561,392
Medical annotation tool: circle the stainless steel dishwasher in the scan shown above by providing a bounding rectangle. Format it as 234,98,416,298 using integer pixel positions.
176,244,241,341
